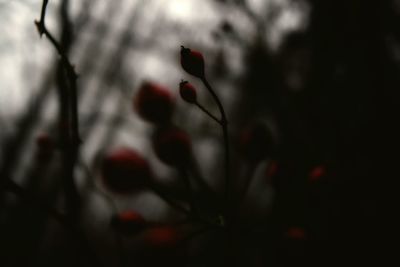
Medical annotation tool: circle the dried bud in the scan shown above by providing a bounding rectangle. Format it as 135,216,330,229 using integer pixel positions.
180,46,205,78
111,210,147,235
101,148,151,194
239,122,274,163
153,126,192,167
134,81,175,124
179,80,197,104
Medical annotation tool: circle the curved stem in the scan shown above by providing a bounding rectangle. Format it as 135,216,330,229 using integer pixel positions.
200,77,230,217
195,102,221,125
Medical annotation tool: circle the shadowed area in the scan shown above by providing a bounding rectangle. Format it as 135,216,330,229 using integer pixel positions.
0,0,397,266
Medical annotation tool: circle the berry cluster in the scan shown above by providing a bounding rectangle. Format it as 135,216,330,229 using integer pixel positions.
96,46,286,266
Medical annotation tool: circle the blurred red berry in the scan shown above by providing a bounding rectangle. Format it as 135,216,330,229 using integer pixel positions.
134,81,175,124
309,165,326,182
153,126,192,167
285,227,307,240
35,133,54,160
239,122,273,163
266,160,278,177
143,226,180,248
179,80,197,104
180,46,205,78
101,148,151,194
111,210,147,235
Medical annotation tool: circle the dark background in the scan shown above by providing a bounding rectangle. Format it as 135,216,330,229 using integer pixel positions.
0,0,397,266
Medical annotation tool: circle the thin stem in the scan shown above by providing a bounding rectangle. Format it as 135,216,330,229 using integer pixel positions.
35,0,81,219
195,102,221,125
200,77,231,217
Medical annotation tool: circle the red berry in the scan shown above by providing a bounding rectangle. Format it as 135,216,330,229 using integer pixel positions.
111,210,147,235
35,133,54,160
239,122,273,163
285,227,307,240
134,81,175,124
153,126,192,167
179,80,197,104
266,160,278,177
101,148,151,194
180,46,205,78
143,226,180,248
309,165,326,182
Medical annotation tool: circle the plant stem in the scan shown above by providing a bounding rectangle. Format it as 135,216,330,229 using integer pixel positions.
200,77,230,218
35,0,81,220
195,102,221,125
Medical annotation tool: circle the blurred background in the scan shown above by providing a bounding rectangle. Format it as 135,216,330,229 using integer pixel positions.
0,0,398,266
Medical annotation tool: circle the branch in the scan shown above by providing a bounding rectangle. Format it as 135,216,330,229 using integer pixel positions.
35,0,81,220
195,102,222,125
200,77,231,218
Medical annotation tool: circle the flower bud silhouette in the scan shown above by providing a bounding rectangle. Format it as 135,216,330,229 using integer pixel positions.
111,210,147,235
179,80,197,104
180,46,205,78
101,148,151,194
153,126,192,167
134,81,175,124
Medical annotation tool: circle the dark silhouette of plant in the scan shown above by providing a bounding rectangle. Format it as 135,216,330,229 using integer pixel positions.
0,0,396,266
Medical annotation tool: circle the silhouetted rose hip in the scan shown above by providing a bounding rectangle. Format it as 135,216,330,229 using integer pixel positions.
153,126,192,167
180,46,205,78
111,210,147,235
101,148,151,194
239,122,273,163
134,81,175,124
179,80,197,104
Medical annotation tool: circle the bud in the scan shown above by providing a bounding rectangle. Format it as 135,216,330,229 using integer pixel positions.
239,122,274,163
101,148,151,194
134,81,175,124
179,80,197,104
153,126,192,167
180,46,205,78
111,210,147,235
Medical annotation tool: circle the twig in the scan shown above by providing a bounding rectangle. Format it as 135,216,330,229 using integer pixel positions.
200,77,231,218
35,0,81,220
195,102,221,125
